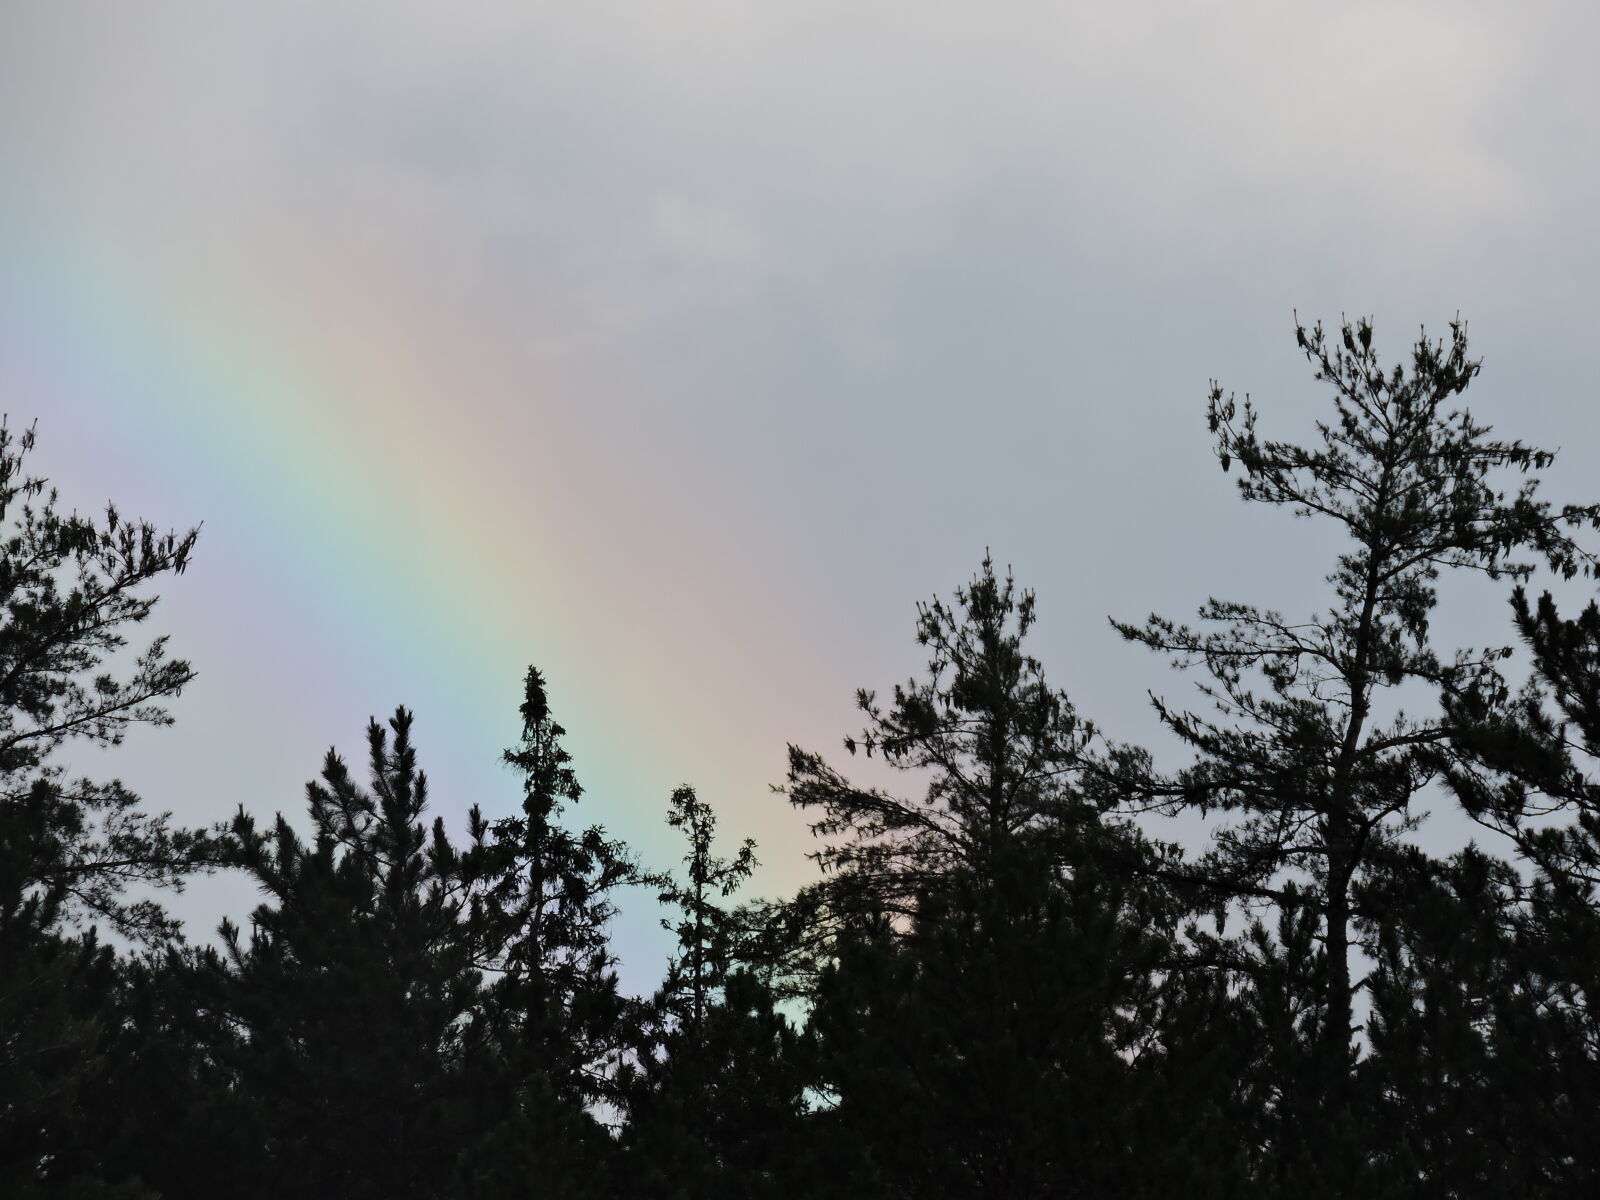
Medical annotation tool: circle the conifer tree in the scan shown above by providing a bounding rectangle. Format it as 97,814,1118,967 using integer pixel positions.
1447,586,1600,886
0,420,207,944
785,555,1102,917
217,709,479,1200
1432,586,1600,1188
1356,845,1562,1196
645,786,757,1044
621,787,808,1198
0,419,206,1195
453,667,635,1197
810,855,1170,1198
31,944,264,1200
0,920,123,1197
1112,316,1600,1188
786,558,1175,1197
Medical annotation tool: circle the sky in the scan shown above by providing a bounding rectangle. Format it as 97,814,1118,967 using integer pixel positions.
4,2,1600,987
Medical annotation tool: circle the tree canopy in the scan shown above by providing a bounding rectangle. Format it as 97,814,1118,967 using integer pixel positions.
9,317,1600,1197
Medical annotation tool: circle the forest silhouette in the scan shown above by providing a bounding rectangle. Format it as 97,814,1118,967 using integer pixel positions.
7,318,1600,1197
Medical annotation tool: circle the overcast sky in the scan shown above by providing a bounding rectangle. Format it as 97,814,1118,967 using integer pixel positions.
4,2,1599,984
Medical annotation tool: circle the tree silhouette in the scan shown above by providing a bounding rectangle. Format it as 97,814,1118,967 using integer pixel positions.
1112,316,1600,1189
217,710,479,1200
621,786,807,1197
9,315,1600,1195
0,420,206,1195
787,558,1179,1197
785,555,1099,921
452,667,635,1196
1430,585,1600,1188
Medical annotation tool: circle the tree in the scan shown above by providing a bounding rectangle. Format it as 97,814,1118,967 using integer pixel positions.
785,558,1177,1197
453,667,635,1197
621,787,808,1198
0,419,206,1195
28,944,265,1200
644,786,757,1043
811,854,1180,1199
217,709,480,1200
784,555,1100,921
0,419,206,944
1112,316,1599,1187
1447,586,1600,889
1430,584,1600,1189
1354,844,1571,1197
0,921,124,1197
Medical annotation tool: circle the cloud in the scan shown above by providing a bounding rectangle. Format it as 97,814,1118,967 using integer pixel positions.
6,1,1600,964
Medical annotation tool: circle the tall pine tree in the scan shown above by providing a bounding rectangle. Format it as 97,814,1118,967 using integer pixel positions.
1113,316,1600,1190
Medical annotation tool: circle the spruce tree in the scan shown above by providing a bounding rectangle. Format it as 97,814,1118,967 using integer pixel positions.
644,786,757,1045
453,667,635,1197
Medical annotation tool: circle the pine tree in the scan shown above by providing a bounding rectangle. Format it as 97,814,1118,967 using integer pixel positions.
217,709,479,1200
1112,316,1600,1189
0,419,207,1195
0,420,207,944
785,558,1175,1197
1434,585,1600,1189
1356,844,1565,1196
31,944,264,1200
1447,586,1600,886
784,555,1101,919
0,918,124,1197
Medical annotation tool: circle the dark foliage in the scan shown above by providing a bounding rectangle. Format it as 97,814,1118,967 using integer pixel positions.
10,316,1600,1195
453,667,636,1196
1111,317,1599,1191
621,787,809,1198
214,711,481,1200
0,422,209,1196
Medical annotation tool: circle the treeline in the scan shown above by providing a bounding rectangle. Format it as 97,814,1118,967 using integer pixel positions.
8,318,1600,1197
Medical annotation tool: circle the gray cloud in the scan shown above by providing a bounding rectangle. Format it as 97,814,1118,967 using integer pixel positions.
6,1,1600,980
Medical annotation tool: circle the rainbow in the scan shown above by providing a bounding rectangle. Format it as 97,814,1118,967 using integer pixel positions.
0,193,820,978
